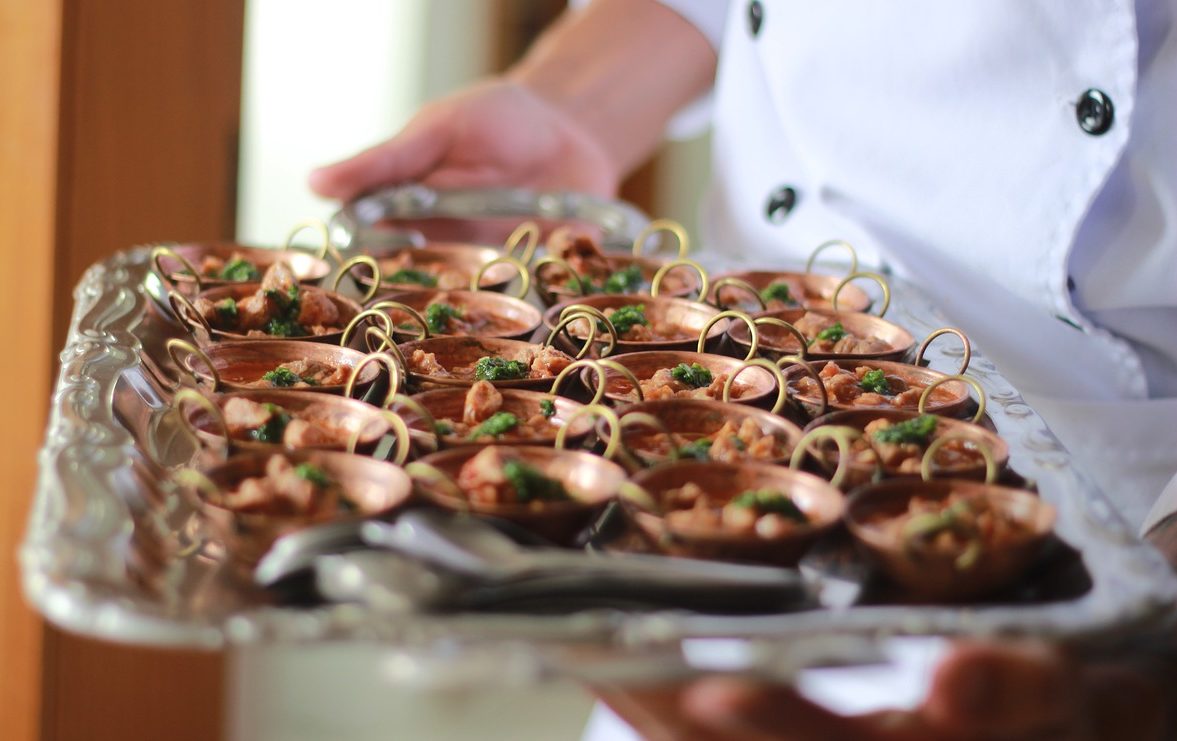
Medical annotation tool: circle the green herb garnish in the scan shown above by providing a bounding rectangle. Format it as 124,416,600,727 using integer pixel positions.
872,414,938,445
810,322,847,346
214,297,238,321
503,459,569,503
565,275,595,295
263,317,308,337
730,489,808,522
385,268,438,287
473,357,529,382
262,367,302,387
670,362,713,388
434,420,454,436
469,412,519,439
602,264,643,294
424,302,463,334
760,282,796,305
678,438,713,461
249,403,291,443
219,257,261,282
262,282,305,336
859,368,890,395
539,399,556,418
606,304,648,335
294,462,332,488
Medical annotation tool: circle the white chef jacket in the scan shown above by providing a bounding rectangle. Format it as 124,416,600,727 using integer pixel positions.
645,0,1177,533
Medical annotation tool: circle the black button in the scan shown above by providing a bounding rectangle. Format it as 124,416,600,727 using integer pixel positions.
748,1,763,36
1076,89,1114,136
765,186,797,224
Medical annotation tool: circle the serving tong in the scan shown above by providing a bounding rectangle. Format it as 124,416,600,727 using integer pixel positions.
257,509,810,614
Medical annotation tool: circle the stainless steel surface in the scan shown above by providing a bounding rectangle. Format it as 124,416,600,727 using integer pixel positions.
22,188,1177,688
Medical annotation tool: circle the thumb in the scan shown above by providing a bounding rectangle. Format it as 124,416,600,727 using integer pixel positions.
308,113,453,201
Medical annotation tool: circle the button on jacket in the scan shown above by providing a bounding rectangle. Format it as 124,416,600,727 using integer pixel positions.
652,0,1177,531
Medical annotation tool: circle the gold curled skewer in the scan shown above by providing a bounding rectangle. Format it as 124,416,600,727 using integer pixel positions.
546,306,616,359
368,327,409,373
173,388,233,459
347,410,412,466
405,460,466,504
284,219,337,263
472,256,531,300
789,425,863,490
555,403,623,460
345,351,403,408
385,393,441,454
709,276,767,312
722,357,790,415
502,221,541,265
632,218,689,260
915,327,972,376
805,239,859,276
166,338,222,392
695,309,753,354
651,258,710,302
168,290,214,343
340,307,394,349
367,300,429,341
617,481,661,514
598,359,645,403
832,271,891,317
174,467,222,505
617,411,681,471
532,256,587,305
549,358,607,405
151,245,202,293
332,255,382,303
752,316,807,360
775,354,829,418
921,432,998,484
918,374,987,424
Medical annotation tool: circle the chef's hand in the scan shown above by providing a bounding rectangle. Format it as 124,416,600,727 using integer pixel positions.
599,641,1166,741
308,79,620,202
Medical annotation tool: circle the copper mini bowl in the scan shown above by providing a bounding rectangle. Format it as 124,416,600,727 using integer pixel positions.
711,270,871,313
170,339,382,395
151,242,331,294
542,295,727,356
397,336,575,392
404,387,594,449
584,350,778,407
803,409,1009,487
173,283,362,346
783,359,972,418
182,449,413,567
845,479,1055,601
626,461,845,566
535,254,701,307
413,445,627,544
178,389,391,456
350,243,520,295
366,289,541,342
728,308,915,363
619,399,804,465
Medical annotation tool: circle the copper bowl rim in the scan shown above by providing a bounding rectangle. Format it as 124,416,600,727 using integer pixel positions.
175,339,382,393
710,270,871,311
183,283,363,344
152,241,332,287
617,398,804,462
728,307,916,361
364,288,542,340
397,336,575,389
783,359,971,414
405,387,594,444
541,295,726,351
580,350,779,406
351,243,519,292
536,253,703,301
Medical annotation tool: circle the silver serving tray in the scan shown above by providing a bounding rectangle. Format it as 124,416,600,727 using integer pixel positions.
22,187,1177,687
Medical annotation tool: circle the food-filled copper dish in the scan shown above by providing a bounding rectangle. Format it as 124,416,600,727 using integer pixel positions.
845,479,1055,601
397,336,575,392
409,445,627,544
542,296,727,356
708,241,874,313
400,382,594,449
168,261,362,346
348,242,523,295
366,289,541,342
174,388,393,456
617,399,804,466
166,338,383,395
150,242,331,295
804,409,1008,486
625,460,845,565
783,359,975,418
177,449,413,567
582,350,781,408
728,308,915,362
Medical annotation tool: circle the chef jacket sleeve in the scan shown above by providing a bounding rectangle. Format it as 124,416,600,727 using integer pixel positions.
569,0,731,139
